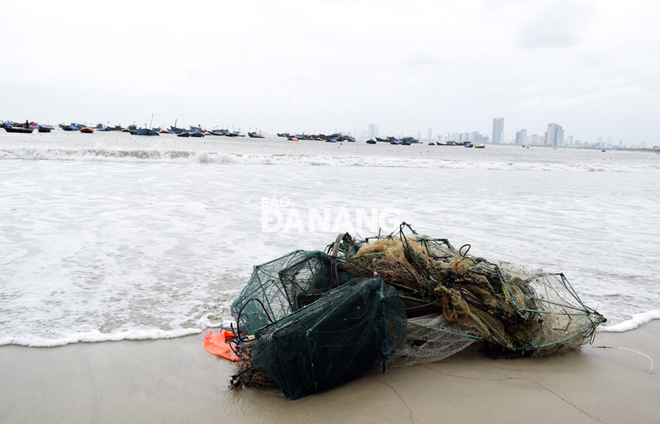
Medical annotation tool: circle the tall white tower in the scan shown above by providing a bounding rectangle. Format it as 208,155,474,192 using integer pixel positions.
492,118,504,143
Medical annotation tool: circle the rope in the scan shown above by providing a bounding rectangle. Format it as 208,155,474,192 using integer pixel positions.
228,298,275,357
587,346,654,374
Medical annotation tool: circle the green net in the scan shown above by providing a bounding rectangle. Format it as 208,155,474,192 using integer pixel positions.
229,223,606,398
230,250,354,335
248,277,407,400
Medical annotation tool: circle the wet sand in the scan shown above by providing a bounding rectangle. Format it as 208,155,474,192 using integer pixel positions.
1,321,658,424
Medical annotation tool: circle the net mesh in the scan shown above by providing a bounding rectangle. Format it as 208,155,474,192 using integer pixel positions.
230,250,352,335
229,223,606,398
248,277,407,400
388,313,480,367
340,224,606,358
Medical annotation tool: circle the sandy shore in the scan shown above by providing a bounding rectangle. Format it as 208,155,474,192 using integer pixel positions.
1,321,658,424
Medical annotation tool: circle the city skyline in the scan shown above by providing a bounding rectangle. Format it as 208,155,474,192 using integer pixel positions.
351,117,653,148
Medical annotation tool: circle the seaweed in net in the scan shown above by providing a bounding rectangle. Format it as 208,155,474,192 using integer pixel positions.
338,223,605,358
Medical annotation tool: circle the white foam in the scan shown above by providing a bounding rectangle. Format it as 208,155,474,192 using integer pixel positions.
2,147,658,172
599,310,660,333
196,151,210,163
0,328,204,348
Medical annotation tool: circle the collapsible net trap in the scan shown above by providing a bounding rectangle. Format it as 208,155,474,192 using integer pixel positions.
229,223,606,398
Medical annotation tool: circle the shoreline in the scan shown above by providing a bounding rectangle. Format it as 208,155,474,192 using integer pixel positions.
1,321,658,424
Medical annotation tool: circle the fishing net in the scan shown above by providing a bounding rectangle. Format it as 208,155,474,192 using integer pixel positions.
339,223,606,358
244,277,407,400
230,250,354,335
229,223,606,398
387,313,481,367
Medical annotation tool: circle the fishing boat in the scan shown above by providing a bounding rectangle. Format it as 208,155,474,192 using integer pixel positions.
60,123,83,131
366,139,377,144
474,144,485,149
464,143,474,148
38,125,54,133
177,131,190,137
130,129,159,136
170,126,187,134
248,132,265,138
3,125,34,133
80,127,94,133
130,115,160,136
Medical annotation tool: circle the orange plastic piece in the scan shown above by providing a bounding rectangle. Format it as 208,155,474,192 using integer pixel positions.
203,330,240,361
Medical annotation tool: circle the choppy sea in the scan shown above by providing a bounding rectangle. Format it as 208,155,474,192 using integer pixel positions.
1,130,659,347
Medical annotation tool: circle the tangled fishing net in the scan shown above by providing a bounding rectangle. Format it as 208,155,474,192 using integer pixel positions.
228,223,606,399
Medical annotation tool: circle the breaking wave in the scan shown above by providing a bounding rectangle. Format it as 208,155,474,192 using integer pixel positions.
1,147,659,172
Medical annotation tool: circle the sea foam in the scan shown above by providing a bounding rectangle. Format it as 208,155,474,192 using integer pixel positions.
599,310,660,332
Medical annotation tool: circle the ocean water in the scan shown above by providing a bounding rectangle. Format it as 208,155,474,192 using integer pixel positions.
1,131,659,347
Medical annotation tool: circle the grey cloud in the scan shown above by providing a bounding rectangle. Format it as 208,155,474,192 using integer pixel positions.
517,0,595,49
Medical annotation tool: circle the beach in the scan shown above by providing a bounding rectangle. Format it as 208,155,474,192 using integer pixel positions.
0,321,658,424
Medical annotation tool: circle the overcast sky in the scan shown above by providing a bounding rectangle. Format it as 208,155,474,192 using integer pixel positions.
2,0,659,142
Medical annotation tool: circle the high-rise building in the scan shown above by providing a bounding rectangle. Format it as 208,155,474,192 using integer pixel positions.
515,129,527,145
367,124,376,139
492,118,504,143
471,131,483,142
427,129,432,141
529,134,539,145
545,123,564,147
